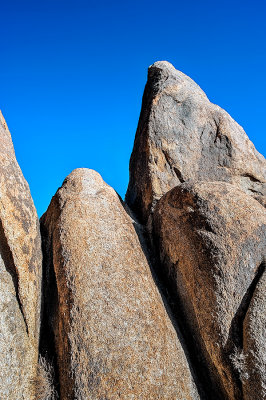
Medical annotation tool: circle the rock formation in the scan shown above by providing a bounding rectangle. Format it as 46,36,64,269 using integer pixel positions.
0,61,265,400
126,61,266,223
40,168,200,400
0,111,42,399
152,181,266,400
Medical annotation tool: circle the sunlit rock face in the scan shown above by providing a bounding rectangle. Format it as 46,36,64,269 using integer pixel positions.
40,168,200,400
126,61,266,224
0,111,42,399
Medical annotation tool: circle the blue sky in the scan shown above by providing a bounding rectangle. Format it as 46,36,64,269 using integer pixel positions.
1,0,265,216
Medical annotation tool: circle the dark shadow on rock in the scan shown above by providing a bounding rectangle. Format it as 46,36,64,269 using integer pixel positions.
118,195,213,400
39,219,60,399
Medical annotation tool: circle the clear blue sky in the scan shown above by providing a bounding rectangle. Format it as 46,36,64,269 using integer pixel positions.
1,0,265,216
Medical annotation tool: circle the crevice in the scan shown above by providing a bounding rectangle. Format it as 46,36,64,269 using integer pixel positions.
39,221,60,399
153,270,226,399
0,218,29,334
248,188,263,195
173,167,185,183
120,198,212,399
241,173,262,183
134,222,207,397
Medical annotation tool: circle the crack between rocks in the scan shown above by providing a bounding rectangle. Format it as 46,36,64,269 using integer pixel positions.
121,198,208,398
153,263,226,399
39,222,61,399
127,217,216,398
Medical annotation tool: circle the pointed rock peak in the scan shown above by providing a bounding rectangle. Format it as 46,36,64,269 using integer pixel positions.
126,62,266,223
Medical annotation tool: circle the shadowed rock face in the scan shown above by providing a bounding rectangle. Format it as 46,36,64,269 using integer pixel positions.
153,181,266,400
0,112,42,399
126,61,266,223
40,168,200,400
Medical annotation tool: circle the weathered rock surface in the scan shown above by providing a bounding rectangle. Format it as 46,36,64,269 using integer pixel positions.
0,62,264,400
243,267,266,400
41,168,200,400
153,181,266,400
126,61,266,223
0,111,42,399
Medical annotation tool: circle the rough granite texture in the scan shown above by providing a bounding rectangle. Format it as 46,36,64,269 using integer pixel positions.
40,168,200,400
153,181,266,400
126,61,266,223
243,269,266,399
0,61,265,400
0,111,42,399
